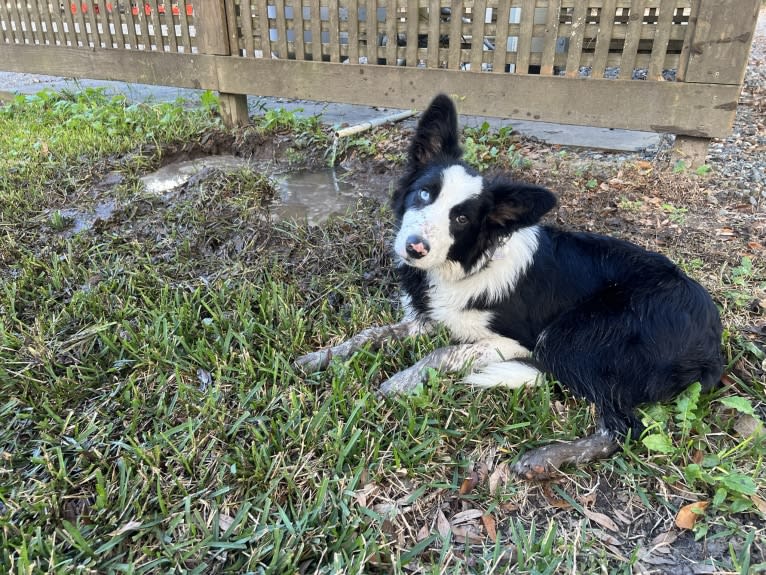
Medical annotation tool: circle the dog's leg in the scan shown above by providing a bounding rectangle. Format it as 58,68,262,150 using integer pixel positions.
512,428,619,480
380,338,534,395
294,319,434,372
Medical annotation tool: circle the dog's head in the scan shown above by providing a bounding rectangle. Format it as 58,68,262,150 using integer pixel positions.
391,94,557,274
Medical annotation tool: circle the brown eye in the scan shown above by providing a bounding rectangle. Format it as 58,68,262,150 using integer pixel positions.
455,214,469,225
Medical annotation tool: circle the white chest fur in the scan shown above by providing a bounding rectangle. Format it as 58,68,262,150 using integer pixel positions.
424,226,540,343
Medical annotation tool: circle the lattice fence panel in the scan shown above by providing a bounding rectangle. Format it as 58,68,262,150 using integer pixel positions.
229,0,693,79
0,1,197,52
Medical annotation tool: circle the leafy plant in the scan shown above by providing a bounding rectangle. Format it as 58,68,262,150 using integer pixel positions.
640,385,764,524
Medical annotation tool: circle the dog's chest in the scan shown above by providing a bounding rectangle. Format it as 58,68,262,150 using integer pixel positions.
426,280,497,343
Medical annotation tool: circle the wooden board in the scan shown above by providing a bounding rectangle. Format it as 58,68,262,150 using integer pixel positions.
683,0,760,85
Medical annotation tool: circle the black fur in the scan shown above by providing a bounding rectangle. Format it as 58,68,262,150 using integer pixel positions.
394,95,723,439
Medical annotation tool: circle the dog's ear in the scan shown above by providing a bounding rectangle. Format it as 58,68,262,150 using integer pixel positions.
408,94,461,168
486,181,557,229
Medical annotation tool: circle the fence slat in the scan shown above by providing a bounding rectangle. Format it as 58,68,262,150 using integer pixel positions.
48,1,66,46
619,0,645,78
447,0,463,70
404,0,417,66
310,0,322,60
384,0,397,64
98,0,114,48
8,0,26,44
111,2,126,48
274,0,288,58
648,0,674,79
675,0,699,82
85,0,100,48
254,0,270,56
492,0,510,73
37,0,56,46
470,0,487,72
591,0,617,77
177,0,193,53
515,0,536,74
425,0,438,68
0,0,12,43
330,0,341,62
540,0,562,75
564,2,587,76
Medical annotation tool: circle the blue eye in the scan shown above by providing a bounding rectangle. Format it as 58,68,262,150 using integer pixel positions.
418,189,430,202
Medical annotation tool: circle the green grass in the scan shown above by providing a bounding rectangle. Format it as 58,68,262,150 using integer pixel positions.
1,90,764,574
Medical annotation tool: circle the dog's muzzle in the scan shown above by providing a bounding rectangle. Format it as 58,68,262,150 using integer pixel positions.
405,235,430,259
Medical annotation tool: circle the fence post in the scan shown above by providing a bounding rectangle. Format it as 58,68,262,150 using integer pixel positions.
672,0,760,167
196,0,250,127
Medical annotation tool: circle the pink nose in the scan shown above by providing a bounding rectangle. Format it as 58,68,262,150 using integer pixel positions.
405,235,430,259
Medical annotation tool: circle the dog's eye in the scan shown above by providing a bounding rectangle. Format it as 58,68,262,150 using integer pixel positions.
454,214,469,226
418,189,430,203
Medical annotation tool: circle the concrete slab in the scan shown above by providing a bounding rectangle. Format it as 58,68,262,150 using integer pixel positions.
0,71,662,152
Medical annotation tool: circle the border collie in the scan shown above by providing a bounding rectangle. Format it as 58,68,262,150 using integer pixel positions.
296,94,723,479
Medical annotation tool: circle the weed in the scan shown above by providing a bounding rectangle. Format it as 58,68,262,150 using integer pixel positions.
618,196,644,211
662,202,689,224
462,122,526,171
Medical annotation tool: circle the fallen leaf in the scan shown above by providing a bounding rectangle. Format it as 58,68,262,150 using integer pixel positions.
578,490,597,508
218,513,235,532
416,524,430,542
112,520,142,536
734,414,765,438
582,508,620,532
542,483,572,509
675,501,709,530
451,524,484,544
451,508,484,524
649,530,678,548
691,450,704,465
747,241,764,251
459,471,480,495
635,160,652,170
751,495,766,514
591,528,621,546
482,514,497,542
436,509,451,538
489,462,510,495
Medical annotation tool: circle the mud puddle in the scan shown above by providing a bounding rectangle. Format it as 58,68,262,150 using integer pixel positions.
139,154,362,225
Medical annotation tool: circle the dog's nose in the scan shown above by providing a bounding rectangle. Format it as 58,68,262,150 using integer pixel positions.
405,235,430,259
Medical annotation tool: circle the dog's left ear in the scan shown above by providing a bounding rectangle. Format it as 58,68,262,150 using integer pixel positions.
486,181,557,229
407,94,462,168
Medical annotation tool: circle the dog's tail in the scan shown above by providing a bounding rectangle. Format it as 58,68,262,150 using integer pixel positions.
463,359,543,389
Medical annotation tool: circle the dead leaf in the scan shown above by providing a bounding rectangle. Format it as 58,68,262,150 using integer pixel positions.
578,490,597,508
649,530,678,548
635,160,652,170
451,509,484,524
612,509,632,525
451,525,484,544
747,241,764,251
218,513,235,533
416,524,430,542
542,483,572,509
436,509,451,539
751,495,766,514
734,414,764,438
691,450,704,465
112,520,142,536
675,501,709,530
489,462,510,495
591,528,621,546
582,508,620,532
482,514,497,543
459,471,480,495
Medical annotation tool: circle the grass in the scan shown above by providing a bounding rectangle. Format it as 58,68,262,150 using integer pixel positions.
1,90,764,574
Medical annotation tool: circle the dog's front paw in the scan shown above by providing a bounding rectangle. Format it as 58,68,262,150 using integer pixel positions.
294,349,332,372
379,366,426,396
512,447,560,481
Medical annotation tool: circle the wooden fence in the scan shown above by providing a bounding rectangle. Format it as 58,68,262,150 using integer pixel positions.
0,1,760,150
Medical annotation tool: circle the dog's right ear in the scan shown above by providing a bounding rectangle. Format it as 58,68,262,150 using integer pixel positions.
407,94,462,168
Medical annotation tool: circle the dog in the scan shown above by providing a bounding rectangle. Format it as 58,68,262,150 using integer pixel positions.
296,94,723,479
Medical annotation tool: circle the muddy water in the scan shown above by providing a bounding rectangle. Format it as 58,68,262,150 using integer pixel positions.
138,154,362,225
274,169,359,225
59,200,116,234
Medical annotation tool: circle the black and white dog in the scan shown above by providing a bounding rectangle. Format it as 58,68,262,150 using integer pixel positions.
297,94,723,479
